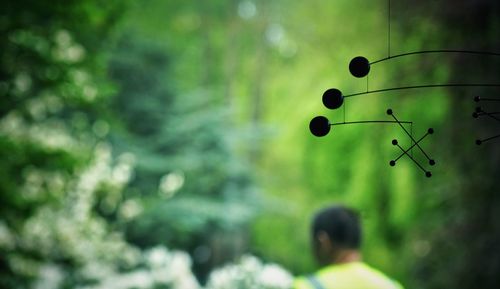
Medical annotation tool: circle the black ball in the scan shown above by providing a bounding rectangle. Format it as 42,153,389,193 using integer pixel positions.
309,116,331,137
476,139,482,145
474,96,481,102
322,88,344,109
349,56,370,78
428,128,434,134
429,159,436,166
386,109,393,115
392,139,398,145
425,171,432,178
389,160,396,166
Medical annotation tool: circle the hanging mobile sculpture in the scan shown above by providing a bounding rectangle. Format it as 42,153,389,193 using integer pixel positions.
473,96,500,145
386,109,434,177
309,0,500,177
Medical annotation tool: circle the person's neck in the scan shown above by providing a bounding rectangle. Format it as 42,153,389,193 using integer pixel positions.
332,249,361,265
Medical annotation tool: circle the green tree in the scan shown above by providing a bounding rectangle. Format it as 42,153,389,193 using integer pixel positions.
0,1,138,287
106,7,262,281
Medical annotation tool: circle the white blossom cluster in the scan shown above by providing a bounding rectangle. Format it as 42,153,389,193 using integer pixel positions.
76,246,200,289
31,248,293,289
72,250,294,289
206,255,293,289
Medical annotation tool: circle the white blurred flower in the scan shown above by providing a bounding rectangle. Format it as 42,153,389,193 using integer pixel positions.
92,120,109,138
29,122,75,150
170,251,198,287
206,255,293,289
80,261,115,281
34,264,64,289
72,69,89,85
8,255,39,277
27,97,47,120
170,251,192,267
119,199,143,220
118,152,136,165
86,269,153,289
238,1,257,20
265,24,284,46
120,246,142,268
112,161,133,185
55,30,72,46
0,111,22,133
146,246,171,268
67,44,86,62
44,94,63,113
258,264,293,289
143,246,199,289
0,221,15,250
159,171,185,198
78,246,200,289
240,255,261,273
53,30,86,63
14,72,32,93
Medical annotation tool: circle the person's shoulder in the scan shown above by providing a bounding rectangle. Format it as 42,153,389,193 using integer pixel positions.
292,276,315,289
293,263,404,289
357,263,404,289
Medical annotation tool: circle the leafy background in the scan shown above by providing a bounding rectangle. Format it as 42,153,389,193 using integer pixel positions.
1,0,499,288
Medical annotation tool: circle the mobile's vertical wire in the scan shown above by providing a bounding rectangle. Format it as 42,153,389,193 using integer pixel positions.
410,122,413,158
343,100,346,123
388,0,391,57
396,143,427,173
391,113,431,159
394,131,430,162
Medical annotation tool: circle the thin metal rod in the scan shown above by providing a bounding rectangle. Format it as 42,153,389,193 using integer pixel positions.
483,112,500,122
395,143,428,173
479,134,500,143
344,83,500,98
394,132,429,162
475,109,500,121
370,50,500,65
330,120,412,126
390,113,432,160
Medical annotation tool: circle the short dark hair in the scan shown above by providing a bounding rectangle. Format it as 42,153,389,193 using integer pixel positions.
312,205,362,249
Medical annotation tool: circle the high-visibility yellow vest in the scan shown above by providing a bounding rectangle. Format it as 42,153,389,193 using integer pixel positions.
293,262,404,289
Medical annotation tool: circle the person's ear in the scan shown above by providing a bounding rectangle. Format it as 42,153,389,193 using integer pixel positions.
317,231,333,251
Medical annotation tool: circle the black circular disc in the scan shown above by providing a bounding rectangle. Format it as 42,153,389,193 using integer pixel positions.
309,116,331,137
389,160,396,166
429,159,436,166
322,88,344,109
349,56,370,78
425,171,432,178
476,139,482,145
428,128,434,134
392,139,398,145
386,109,393,115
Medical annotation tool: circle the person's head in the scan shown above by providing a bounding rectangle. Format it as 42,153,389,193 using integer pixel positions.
311,205,362,266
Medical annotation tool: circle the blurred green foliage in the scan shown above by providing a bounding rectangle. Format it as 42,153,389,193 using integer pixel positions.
1,0,500,289
0,0,134,287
